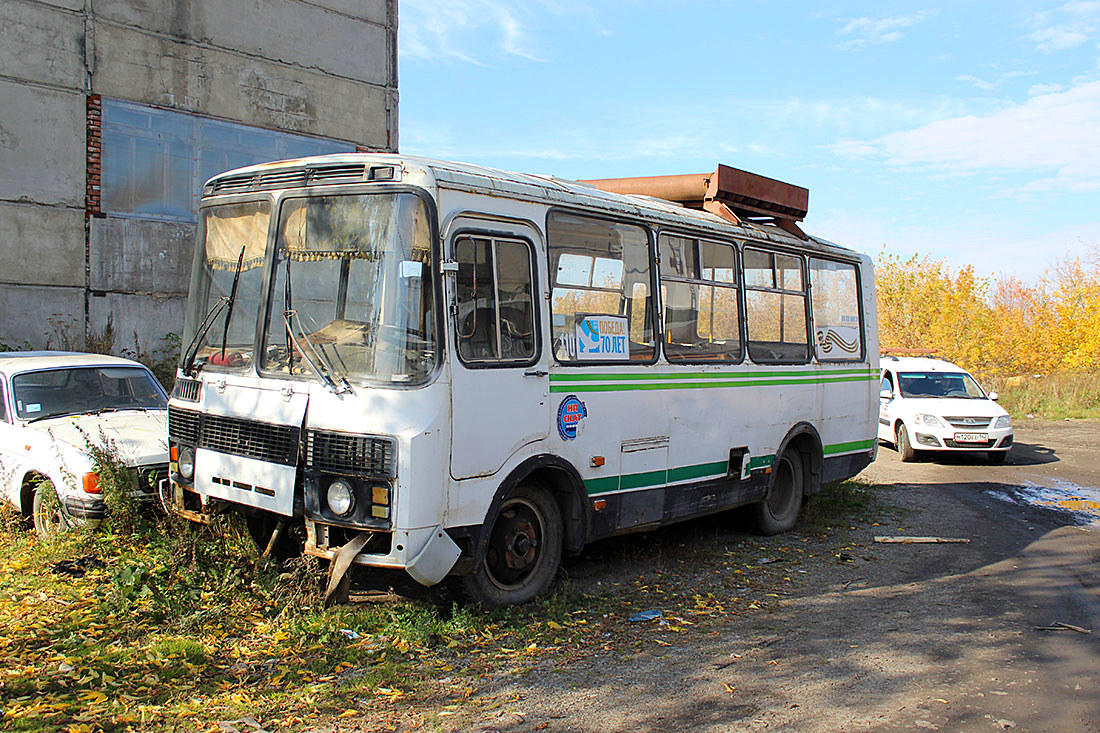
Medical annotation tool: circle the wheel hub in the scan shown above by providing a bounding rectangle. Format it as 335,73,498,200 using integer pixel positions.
503,517,538,570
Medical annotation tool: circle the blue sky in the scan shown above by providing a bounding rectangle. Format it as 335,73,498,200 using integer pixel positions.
397,1,1100,282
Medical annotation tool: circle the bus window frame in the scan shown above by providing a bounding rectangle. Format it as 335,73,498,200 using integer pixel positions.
742,245,812,366
450,229,542,370
807,255,867,364
253,184,445,389
654,227,745,365
544,207,659,367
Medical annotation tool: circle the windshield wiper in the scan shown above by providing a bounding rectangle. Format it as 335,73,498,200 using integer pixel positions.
219,246,247,361
26,410,82,424
180,296,229,377
282,310,351,394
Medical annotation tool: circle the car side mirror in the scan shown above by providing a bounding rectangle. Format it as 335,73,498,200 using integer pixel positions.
988,392,999,401
879,388,893,400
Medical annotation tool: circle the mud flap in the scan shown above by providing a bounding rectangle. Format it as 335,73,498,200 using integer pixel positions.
323,530,373,607
406,527,462,587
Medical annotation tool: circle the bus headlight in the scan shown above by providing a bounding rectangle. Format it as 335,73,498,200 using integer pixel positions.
326,478,355,516
178,446,195,481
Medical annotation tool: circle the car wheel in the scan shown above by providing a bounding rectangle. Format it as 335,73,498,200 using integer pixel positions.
32,479,68,538
988,451,1007,465
897,424,918,463
460,481,562,610
750,450,805,535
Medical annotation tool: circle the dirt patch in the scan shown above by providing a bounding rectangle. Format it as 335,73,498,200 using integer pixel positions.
413,422,1100,732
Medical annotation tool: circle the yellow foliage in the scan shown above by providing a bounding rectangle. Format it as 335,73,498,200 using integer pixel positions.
876,246,1100,378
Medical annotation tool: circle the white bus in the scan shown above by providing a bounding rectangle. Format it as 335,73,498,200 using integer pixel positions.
166,155,879,608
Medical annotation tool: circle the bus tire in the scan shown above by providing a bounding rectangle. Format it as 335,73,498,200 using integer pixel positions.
897,424,917,462
750,450,804,536
461,481,562,610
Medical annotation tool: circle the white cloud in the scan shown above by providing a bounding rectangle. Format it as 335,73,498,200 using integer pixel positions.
399,0,548,64
1028,1,1100,52
1029,83,1067,95
831,81,1100,193
957,74,996,91
837,11,938,50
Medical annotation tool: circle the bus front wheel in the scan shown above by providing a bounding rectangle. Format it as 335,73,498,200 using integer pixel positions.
461,481,562,610
750,450,805,535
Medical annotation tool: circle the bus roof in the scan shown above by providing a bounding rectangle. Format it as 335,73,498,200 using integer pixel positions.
201,154,864,262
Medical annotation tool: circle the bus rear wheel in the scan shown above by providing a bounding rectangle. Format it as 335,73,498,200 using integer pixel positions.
750,450,805,535
461,481,562,610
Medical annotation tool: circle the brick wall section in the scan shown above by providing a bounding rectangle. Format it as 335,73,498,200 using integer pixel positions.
86,94,102,217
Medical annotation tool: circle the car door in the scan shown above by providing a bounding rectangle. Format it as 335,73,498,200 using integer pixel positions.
0,374,27,510
877,369,896,442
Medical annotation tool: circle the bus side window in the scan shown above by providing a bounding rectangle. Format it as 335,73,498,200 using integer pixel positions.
809,258,863,361
658,233,741,363
454,236,537,364
743,248,809,364
547,212,655,363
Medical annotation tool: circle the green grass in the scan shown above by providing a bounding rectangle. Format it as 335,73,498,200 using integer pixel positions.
989,372,1100,420
0,472,887,731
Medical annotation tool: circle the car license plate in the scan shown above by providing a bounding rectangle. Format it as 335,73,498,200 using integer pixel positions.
954,432,988,443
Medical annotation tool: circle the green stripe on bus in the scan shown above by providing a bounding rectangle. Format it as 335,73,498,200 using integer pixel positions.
584,476,620,495
747,454,775,470
823,439,875,455
549,375,875,393
667,460,729,483
582,441,866,497
551,368,874,383
620,469,668,490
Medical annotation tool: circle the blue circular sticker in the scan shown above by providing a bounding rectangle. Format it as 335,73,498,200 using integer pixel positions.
557,395,587,440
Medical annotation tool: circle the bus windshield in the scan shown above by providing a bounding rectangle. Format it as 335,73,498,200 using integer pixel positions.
182,200,271,372
261,192,437,385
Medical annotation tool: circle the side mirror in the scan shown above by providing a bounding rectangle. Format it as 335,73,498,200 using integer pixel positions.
879,389,893,400
988,392,999,401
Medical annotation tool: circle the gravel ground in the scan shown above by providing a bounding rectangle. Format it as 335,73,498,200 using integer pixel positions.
432,421,1100,733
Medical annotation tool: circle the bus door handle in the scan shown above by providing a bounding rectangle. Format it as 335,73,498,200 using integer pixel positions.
523,369,549,378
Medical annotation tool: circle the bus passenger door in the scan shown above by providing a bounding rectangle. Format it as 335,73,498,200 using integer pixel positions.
448,226,549,479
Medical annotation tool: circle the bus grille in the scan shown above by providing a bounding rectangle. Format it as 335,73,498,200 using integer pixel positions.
172,378,201,402
205,164,366,195
169,407,301,466
306,430,396,477
169,406,200,444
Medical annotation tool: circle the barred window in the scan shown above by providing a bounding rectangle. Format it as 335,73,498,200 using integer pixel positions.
101,98,353,221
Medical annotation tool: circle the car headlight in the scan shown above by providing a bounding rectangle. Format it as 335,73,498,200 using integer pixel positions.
326,478,355,516
177,446,195,481
914,413,944,427
994,415,1012,429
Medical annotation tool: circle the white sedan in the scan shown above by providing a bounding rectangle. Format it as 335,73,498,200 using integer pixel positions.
0,351,169,536
878,356,1013,464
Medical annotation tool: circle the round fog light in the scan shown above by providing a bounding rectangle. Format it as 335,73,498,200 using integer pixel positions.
178,446,195,481
327,478,355,516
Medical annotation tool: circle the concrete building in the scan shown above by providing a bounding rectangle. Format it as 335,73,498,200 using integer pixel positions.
0,0,398,356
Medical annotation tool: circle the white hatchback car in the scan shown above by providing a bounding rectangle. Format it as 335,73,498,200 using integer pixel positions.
0,351,169,536
878,356,1013,464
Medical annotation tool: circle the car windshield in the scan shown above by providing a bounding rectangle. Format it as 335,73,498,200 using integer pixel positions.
897,371,987,399
12,366,168,421
260,192,437,385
